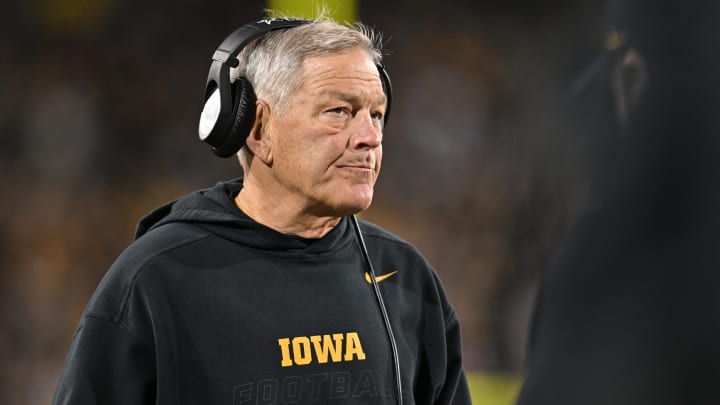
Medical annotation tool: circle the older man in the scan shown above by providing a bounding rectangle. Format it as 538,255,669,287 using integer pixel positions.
52,15,471,405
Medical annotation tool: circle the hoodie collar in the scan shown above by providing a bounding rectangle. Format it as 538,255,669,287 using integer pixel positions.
135,178,352,254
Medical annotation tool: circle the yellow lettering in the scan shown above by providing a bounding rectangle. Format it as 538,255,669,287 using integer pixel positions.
292,336,312,365
311,334,344,364
279,332,366,367
278,338,293,367
344,332,366,361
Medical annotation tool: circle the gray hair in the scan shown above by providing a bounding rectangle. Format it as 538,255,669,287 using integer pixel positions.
232,18,383,112
231,17,385,169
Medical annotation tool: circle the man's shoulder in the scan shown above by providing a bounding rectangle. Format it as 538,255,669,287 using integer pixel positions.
83,222,211,323
356,218,429,263
119,222,212,272
356,218,411,246
111,220,211,271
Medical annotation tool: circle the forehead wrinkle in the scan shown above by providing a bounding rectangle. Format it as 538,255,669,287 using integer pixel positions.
299,52,386,106
318,88,386,106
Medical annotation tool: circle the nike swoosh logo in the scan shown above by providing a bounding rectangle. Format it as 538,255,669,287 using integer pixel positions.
365,271,398,284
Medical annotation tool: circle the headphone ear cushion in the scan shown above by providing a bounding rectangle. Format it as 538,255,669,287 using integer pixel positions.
212,76,258,158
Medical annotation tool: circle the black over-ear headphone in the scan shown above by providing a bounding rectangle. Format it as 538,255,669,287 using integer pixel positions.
198,18,393,158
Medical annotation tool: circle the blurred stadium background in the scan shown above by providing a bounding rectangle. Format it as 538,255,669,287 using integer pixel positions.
1,0,611,403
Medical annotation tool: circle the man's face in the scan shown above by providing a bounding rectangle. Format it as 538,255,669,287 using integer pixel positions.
264,48,386,217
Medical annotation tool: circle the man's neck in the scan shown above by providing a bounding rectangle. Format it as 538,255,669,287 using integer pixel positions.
235,186,341,239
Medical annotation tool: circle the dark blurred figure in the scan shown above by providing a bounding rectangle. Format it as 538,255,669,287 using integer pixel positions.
517,0,720,404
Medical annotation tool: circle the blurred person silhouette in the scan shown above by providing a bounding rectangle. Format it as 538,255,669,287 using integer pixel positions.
52,13,471,405
516,0,720,404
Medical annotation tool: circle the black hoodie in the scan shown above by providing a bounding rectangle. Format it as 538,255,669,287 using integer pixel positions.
52,178,471,405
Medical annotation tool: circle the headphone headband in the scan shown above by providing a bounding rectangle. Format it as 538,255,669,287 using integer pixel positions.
212,19,311,67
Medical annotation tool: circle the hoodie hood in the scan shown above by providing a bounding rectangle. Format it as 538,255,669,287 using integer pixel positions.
134,178,351,254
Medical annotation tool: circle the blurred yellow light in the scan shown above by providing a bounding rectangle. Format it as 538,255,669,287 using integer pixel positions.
267,0,357,24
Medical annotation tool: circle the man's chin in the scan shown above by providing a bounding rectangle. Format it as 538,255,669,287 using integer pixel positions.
339,200,373,217
316,184,375,217
334,195,374,217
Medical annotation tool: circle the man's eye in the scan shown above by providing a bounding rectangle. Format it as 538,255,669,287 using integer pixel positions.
328,107,349,115
371,111,383,121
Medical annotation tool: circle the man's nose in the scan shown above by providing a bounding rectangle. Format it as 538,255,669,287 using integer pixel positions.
350,112,382,149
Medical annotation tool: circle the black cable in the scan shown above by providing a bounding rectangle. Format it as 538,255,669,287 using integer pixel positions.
351,215,403,405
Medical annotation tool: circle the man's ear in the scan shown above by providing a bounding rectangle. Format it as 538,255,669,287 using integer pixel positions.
612,47,648,127
245,100,273,165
